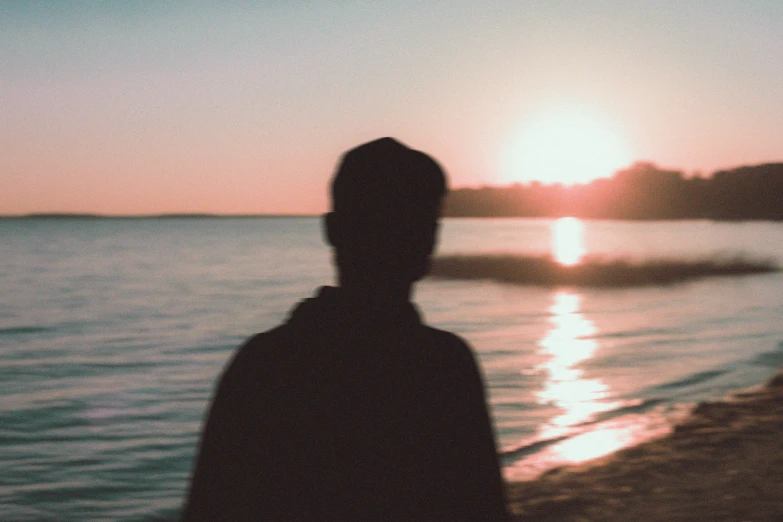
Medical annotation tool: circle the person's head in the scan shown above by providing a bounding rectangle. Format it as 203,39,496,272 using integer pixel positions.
324,137,448,291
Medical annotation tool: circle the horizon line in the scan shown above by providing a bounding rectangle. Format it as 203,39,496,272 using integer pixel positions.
0,212,321,219
5,160,783,218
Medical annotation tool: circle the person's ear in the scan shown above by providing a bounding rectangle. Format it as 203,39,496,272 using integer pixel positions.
323,212,339,247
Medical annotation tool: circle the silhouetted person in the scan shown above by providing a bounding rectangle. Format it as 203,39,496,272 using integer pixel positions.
182,138,508,521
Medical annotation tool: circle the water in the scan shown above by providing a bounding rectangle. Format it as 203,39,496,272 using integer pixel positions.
2,217,782,520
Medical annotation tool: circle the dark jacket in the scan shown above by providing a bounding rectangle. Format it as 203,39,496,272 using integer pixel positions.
183,286,508,521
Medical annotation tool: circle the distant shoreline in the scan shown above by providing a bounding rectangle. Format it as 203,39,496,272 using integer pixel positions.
4,162,783,221
0,213,319,219
442,163,783,220
3,213,783,222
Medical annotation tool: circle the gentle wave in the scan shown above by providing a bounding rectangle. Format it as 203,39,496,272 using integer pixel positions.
750,341,783,368
500,435,572,460
652,369,729,391
586,398,667,425
0,326,54,336
499,397,665,460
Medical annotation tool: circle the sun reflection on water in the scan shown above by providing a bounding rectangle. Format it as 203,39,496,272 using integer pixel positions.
505,290,673,480
554,424,626,463
536,291,624,460
552,217,585,266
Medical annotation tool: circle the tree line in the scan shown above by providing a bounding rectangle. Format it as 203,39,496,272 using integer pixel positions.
442,162,783,220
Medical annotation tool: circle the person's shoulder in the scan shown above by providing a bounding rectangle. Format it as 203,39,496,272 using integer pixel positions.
231,324,291,364
217,324,292,383
419,325,477,362
420,324,470,347
418,325,488,390
238,324,290,352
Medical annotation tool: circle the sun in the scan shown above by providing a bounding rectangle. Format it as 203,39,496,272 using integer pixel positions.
500,106,632,185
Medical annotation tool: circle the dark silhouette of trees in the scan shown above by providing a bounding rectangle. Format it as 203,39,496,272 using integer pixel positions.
441,162,783,220
709,164,783,220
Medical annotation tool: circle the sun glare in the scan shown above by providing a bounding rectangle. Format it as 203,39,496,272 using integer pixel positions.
501,106,631,185
552,217,585,266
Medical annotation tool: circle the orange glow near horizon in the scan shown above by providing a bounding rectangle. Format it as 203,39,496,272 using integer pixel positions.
552,217,586,266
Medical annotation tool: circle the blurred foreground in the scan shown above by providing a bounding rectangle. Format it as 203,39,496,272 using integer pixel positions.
431,254,778,287
507,370,783,521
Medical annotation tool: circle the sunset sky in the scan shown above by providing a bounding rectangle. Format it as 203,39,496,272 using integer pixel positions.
2,1,782,215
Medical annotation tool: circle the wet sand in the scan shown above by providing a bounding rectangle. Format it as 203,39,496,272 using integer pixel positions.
506,370,783,521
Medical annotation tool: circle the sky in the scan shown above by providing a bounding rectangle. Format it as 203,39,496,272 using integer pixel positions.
2,1,782,215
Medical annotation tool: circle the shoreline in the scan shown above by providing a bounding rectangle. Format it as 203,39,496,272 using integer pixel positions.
505,369,783,521
3,214,783,223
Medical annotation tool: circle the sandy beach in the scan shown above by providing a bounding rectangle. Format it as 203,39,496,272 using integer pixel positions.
505,370,783,521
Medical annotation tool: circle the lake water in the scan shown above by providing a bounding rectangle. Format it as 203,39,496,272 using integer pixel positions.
2,217,782,521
